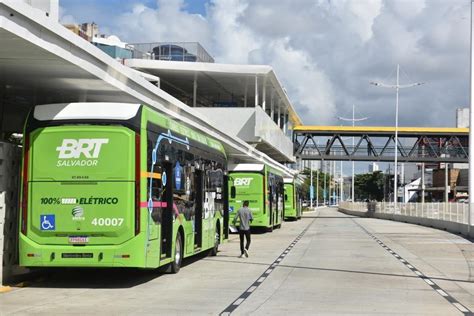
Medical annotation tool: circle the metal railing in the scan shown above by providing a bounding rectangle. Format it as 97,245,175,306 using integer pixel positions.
129,42,215,63
340,201,470,224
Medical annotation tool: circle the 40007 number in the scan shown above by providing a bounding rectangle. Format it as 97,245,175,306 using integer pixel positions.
91,218,124,226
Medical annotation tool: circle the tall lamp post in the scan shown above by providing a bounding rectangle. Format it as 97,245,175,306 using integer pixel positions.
371,65,423,211
338,105,368,202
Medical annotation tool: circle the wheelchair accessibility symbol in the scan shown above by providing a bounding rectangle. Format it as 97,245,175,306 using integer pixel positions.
40,215,55,231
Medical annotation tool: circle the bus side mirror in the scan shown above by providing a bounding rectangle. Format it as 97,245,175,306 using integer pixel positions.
285,194,288,201
230,186,236,199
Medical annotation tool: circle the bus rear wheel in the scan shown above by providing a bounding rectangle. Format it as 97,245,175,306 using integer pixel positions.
170,232,183,273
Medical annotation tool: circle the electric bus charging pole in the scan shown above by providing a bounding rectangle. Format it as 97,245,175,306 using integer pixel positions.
469,0,474,234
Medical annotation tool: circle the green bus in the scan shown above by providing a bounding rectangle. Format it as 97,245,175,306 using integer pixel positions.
19,102,228,272
284,178,302,220
228,164,284,231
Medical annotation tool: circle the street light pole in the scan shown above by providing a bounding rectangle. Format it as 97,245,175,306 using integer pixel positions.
371,65,423,212
338,105,368,202
323,160,327,205
316,167,319,207
310,163,313,209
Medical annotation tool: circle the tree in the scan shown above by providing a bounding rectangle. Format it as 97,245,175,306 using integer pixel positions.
354,171,384,201
301,168,332,202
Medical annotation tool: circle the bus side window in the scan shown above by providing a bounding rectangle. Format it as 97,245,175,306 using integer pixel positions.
150,166,163,223
285,194,288,201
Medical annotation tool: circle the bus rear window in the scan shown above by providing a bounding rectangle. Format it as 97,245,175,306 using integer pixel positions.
30,125,135,181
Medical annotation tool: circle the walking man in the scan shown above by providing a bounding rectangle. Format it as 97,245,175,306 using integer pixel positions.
233,200,253,258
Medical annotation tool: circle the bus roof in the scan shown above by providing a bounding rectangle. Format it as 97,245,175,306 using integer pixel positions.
33,103,141,121
229,163,265,172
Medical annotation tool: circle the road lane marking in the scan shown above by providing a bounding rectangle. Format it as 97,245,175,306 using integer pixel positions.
353,219,473,316
220,219,316,315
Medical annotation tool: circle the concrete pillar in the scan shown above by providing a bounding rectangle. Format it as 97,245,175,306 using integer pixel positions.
262,76,267,111
270,91,275,119
244,77,248,107
254,75,259,107
277,101,281,128
193,72,197,107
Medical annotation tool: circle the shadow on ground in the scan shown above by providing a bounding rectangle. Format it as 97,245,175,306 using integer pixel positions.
17,251,212,289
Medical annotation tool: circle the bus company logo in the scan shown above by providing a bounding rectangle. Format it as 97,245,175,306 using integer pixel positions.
234,178,253,186
56,139,109,167
57,139,109,159
72,206,85,221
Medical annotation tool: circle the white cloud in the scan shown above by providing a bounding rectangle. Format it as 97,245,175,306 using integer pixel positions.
62,0,471,128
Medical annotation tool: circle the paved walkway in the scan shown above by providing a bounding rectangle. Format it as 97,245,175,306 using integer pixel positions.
1,207,474,315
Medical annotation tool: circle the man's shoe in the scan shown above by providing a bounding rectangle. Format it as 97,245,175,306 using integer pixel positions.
244,249,249,258
239,254,244,258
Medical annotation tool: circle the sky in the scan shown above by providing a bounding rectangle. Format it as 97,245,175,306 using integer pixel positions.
59,0,471,129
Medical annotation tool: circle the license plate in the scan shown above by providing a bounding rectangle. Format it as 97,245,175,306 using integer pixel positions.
68,236,89,244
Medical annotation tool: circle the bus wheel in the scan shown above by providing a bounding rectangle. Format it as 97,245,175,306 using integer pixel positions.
210,224,220,256
171,233,183,273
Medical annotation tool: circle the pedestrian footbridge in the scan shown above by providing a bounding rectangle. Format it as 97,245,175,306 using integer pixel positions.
294,126,469,163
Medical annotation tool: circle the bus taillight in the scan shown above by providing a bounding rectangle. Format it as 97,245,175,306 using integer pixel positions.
21,134,30,235
135,133,141,236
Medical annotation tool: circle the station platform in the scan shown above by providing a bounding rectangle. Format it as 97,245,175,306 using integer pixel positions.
1,208,473,315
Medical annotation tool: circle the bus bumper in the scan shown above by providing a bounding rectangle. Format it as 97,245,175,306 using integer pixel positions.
19,233,148,268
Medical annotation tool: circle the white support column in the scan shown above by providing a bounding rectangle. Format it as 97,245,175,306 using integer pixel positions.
262,76,267,111
271,92,275,120
283,108,288,134
254,75,259,107
277,101,281,128
401,163,405,202
244,76,248,107
193,72,197,107
421,163,425,203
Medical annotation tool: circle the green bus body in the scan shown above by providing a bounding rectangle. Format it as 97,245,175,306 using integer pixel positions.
284,180,302,220
19,103,228,270
228,164,284,231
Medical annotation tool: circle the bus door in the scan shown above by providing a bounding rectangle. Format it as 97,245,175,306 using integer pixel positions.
223,175,229,239
268,186,274,227
280,183,285,220
161,162,173,259
203,172,214,249
194,170,203,249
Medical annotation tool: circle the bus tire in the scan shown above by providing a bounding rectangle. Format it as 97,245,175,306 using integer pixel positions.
210,222,220,256
170,232,183,273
